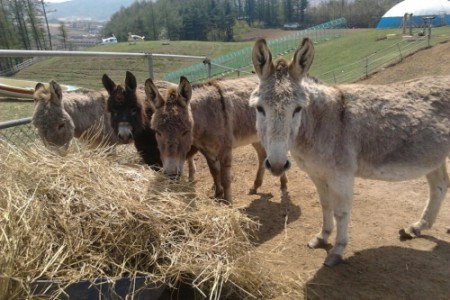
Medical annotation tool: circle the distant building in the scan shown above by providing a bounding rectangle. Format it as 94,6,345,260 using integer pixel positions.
377,0,450,28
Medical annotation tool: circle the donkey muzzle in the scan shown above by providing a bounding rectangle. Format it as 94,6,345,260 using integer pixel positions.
265,158,291,176
117,122,133,143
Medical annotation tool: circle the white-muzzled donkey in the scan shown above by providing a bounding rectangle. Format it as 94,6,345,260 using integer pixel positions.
250,37,450,266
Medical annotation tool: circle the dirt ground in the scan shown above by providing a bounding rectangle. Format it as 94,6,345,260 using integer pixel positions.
189,41,450,299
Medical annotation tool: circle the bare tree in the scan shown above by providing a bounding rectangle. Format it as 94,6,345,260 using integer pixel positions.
58,21,68,49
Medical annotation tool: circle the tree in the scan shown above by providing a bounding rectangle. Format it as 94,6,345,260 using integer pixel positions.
299,0,308,23
25,0,45,50
58,21,68,49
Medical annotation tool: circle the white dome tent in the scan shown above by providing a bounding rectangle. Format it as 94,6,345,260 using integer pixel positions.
376,0,450,28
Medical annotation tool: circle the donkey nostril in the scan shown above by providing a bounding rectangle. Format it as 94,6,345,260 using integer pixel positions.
265,159,272,170
284,160,291,171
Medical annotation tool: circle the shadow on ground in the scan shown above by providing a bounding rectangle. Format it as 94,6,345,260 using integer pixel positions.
306,236,450,299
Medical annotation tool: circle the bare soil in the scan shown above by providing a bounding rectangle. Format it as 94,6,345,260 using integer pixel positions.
191,41,450,299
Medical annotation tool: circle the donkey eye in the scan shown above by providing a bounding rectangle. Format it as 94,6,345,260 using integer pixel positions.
131,108,137,115
293,106,302,116
58,123,65,130
155,131,161,137
182,130,190,137
256,106,265,116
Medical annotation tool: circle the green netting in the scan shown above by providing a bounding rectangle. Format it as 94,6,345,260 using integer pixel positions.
164,18,347,83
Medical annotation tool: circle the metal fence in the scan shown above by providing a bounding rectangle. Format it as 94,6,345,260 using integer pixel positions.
0,117,38,147
164,18,348,83
317,33,450,84
0,49,211,81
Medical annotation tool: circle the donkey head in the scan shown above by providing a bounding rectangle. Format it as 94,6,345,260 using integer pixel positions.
32,80,75,153
102,71,146,144
250,37,314,176
146,76,193,179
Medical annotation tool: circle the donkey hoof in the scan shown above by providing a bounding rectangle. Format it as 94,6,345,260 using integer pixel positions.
324,254,344,267
307,237,331,249
446,227,450,234
248,188,257,195
216,198,231,206
399,227,421,240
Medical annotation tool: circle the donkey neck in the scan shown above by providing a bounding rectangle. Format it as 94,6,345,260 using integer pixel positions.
189,77,259,146
296,82,346,151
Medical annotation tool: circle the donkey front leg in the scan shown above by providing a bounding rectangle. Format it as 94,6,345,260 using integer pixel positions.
186,146,199,182
309,174,354,267
250,142,288,195
400,163,449,238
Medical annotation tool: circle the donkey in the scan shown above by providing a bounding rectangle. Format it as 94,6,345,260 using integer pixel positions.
32,80,120,153
102,71,197,175
145,76,288,204
250,37,450,266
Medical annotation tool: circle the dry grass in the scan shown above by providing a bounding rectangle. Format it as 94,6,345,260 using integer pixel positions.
0,142,293,299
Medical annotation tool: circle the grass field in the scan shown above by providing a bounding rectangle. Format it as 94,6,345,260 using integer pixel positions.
2,26,450,122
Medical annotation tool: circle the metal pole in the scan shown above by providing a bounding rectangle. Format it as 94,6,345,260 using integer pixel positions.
0,117,32,130
397,43,403,61
147,54,154,79
0,50,209,62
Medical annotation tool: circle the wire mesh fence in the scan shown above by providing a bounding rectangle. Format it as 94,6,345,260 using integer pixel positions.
0,118,39,147
317,34,450,84
163,18,348,83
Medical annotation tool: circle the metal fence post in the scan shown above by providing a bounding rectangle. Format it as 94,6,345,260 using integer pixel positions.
147,54,154,79
365,57,369,78
397,44,403,61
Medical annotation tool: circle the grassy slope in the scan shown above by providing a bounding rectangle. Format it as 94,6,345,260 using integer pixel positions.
2,26,449,121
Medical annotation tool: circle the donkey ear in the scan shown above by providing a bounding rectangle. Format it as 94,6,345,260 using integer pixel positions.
177,76,192,105
49,80,62,105
145,78,164,108
125,70,137,92
252,38,274,80
102,74,116,95
34,82,45,92
289,37,315,81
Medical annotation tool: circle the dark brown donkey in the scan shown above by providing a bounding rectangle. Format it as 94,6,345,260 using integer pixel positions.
146,76,288,204
102,71,163,169
102,71,196,177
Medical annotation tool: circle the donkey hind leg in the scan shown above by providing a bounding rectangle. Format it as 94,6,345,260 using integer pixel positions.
308,175,354,267
400,162,449,239
203,155,224,199
249,142,288,195
219,149,233,205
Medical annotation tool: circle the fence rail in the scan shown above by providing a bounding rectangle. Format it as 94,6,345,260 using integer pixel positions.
0,50,211,80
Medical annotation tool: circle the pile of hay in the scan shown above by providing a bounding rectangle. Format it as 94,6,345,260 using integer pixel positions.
0,142,289,299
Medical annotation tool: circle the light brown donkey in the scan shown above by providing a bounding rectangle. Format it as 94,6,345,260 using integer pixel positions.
32,80,120,153
251,37,450,266
145,76,288,204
